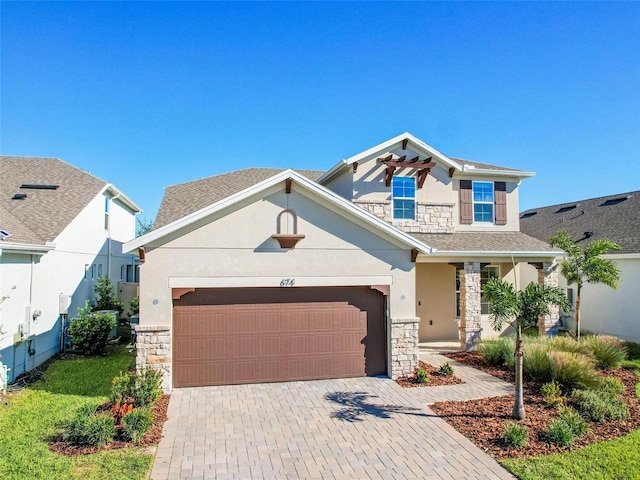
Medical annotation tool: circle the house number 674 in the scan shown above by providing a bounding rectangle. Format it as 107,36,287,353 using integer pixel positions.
280,278,295,287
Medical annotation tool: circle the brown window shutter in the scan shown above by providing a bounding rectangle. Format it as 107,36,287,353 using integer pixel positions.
459,180,473,224
494,181,507,225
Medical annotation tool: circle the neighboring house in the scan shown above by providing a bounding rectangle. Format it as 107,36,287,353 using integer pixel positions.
124,133,560,392
520,191,640,343
0,156,141,384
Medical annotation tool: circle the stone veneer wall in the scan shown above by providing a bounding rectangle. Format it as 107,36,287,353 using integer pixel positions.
135,325,172,392
352,199,454,233
390,317,419,378
538,261,561,335
459,263,482,350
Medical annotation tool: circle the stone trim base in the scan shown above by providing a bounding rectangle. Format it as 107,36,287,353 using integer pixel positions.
390,317,419,378
135,325,172,393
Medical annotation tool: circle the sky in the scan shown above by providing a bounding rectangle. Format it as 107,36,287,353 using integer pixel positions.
1,1,639,223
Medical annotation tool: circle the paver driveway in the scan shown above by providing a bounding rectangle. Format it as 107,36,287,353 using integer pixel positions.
151,371,514,479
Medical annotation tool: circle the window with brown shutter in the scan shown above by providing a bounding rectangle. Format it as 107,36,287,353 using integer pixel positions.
494,181,507,225
459,180,473,224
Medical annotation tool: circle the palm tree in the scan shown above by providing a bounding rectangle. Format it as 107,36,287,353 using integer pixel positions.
548,230,621,341
483,279,569,420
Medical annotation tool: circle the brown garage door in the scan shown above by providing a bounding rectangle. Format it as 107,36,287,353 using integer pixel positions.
172,287,386,387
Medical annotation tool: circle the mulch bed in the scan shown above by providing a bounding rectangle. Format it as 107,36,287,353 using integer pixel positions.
395,361,464,388
50,394,170,456
430,351,640,460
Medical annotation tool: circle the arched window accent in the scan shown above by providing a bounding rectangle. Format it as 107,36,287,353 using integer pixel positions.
271,209,305,249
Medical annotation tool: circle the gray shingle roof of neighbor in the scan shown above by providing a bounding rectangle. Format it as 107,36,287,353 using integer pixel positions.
520,190,640,254
0,156,107,245
410,231,561,253
448,157,520,172
154,168,326,229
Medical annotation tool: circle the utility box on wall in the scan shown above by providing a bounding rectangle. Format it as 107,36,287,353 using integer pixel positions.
59,294,71,315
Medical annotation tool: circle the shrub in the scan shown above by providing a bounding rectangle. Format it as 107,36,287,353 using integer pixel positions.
571,389,629,422
523,343,553,383
93,276,123,313
129,296,140,315
600,376,624,397
111,368,163,407
477,337,514,367
549,336,589,355
503,421,528,447
437,362,454,376
122,408,153,443
68,301,117,355
415,368,429,384
582,335,627,370
557,407,587,437
540,381,565,407
548,351,601,392
62,407,115,447
546,418,576,447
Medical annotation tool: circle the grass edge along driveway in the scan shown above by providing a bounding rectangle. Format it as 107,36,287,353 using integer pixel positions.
0,346,153,480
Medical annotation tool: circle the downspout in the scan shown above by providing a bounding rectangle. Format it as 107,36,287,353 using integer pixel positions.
107,193,121,279
25,254,35,373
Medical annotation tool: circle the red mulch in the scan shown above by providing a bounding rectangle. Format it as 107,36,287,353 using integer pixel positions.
430,352,640,460
395,361,464,388
49,394,170,456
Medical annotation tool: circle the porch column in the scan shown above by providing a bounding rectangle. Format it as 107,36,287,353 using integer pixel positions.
459,262,482,350
135,324,172,392
538,261,560,335
390,317,419,378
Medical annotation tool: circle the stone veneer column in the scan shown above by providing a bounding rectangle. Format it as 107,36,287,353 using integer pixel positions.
135,325,171,392
459,262,482,350
390,317,419,378
538,261,561,335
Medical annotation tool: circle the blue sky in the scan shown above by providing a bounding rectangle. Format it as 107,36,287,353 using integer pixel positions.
2,1,639,222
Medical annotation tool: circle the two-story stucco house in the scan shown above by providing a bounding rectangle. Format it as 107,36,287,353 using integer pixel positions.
124,133,560,392
0,156,141,384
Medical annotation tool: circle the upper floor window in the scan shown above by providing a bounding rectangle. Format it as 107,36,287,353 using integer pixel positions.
392,177,416,220
473,182,494,222
104,196,110,230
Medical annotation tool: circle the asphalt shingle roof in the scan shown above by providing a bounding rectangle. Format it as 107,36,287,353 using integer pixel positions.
410,231,560,253
0,156,106,245
154,168,325,229
520,191,640,254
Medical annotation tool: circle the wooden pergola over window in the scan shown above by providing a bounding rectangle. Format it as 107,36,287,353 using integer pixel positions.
377,154,437,188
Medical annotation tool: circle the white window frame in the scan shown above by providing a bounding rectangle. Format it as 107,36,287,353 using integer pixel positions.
473,181,494,223
481,266,500,315
392,176,416,220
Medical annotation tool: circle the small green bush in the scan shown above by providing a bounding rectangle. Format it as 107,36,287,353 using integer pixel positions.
600,376,624,397
540,381,565,407
583,335,627,370
110,368,163,407
548,351,601,392
122,408,153,443
546,418,576,447
93,276,123,313
415,368,429,384
68,301,117,355
62,407,115,447
503,421,528,447
571,389,629,422
549,336,589,355
523,343,553,383
558,407,588,437
477,337,514,367
437,362,454,376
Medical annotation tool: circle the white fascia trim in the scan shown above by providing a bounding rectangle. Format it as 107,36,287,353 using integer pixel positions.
458,166,536,180
0,241,55,256
124,169,433,254
169,275,393,289
104,184,142,213
317,132,462,184
427,250,563,258
602,253,640,260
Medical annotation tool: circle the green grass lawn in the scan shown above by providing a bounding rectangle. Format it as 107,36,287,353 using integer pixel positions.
502,342,640,480
0,346,153,480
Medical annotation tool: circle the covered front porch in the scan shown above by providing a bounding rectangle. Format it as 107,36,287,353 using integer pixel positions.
412,232,563,350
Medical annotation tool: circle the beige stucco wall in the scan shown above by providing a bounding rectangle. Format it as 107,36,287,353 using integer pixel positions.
139,187,418,329
415,263,458,342
453,178,521,232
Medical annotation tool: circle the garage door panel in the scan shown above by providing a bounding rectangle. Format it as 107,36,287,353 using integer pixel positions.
173,287,386,387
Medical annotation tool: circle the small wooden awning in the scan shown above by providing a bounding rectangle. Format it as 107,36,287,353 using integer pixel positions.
377,154,437,188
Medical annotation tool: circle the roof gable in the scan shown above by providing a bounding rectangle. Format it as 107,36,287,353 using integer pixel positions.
520,191,640,254
126,169,433,254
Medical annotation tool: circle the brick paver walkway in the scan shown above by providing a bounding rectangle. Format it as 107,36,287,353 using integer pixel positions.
151,355,515,480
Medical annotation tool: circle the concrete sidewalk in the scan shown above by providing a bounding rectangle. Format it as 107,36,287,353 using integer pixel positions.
150,364,515,480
